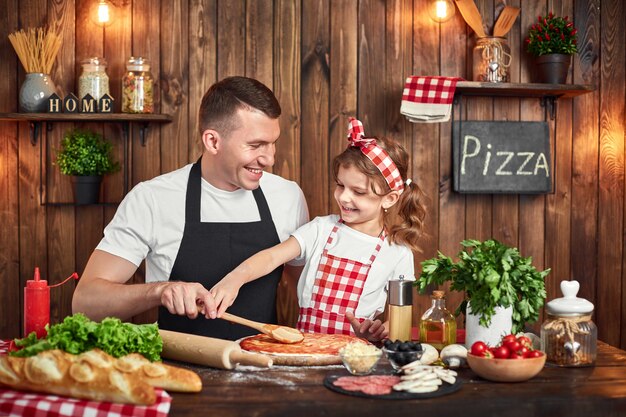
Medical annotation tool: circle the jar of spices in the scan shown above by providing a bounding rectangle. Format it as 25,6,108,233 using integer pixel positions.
78,57,109,100
541,280,597,367
122,57,154,113
472,36,511,82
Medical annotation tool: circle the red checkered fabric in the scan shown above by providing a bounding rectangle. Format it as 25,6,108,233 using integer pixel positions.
0,388,171,417
346,118,404,192
297,220,386,334
0,340,9,354
401,76,462,104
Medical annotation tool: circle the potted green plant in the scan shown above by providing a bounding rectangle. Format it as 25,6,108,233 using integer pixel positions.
525,11,578,84
55,129,119,204
416,239,550,348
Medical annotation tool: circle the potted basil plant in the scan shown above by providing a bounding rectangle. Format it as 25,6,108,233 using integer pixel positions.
55,129,119,205
416,239,550,348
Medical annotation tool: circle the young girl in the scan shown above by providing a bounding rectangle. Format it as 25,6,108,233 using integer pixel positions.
209,118,426,341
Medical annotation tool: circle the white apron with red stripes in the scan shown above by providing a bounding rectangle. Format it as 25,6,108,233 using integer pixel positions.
297,220,386,334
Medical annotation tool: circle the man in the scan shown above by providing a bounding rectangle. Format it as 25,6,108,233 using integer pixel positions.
72,76,309,340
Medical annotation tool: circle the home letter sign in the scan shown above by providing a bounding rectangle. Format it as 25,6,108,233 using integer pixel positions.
452,121,552,194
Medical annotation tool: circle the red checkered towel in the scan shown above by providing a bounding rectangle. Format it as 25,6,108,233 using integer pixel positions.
400,76,463,123
0,389,171,417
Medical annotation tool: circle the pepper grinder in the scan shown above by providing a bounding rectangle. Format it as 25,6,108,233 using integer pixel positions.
388,275,413,341
24,267,50,338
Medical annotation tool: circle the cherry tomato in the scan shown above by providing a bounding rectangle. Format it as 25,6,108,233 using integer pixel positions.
517,335,533,348
492,345,511,359
501,334,517,345
518,346,530,356
471,341,489,356
525,350,544,359
509,351,525,359
504,340,522,352
481,350,494,359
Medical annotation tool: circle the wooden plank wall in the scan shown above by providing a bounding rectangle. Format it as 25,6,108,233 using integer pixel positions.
0,0,624,348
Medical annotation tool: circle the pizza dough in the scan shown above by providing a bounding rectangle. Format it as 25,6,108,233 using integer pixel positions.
239,333,368,366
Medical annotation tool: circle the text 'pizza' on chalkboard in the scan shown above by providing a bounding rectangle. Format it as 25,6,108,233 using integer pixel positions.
452,121,552,194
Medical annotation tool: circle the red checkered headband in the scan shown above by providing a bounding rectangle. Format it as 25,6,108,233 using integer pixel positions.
346,118,405,192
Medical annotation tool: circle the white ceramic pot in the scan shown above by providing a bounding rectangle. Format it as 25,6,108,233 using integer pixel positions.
465,301,513,349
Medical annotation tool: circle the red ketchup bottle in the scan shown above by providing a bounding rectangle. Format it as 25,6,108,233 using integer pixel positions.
24,267,50,338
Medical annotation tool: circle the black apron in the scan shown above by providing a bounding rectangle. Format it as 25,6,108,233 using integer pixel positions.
158,159,283,340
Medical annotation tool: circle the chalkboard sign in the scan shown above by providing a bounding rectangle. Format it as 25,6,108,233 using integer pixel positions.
453,121,551,194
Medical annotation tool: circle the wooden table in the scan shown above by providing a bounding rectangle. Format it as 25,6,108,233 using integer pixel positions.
168,342,626,417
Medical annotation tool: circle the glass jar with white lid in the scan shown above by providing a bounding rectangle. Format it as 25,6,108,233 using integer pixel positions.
540,280,597,367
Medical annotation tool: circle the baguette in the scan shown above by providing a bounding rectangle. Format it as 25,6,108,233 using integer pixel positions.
0,348,203,405
0,349,155,405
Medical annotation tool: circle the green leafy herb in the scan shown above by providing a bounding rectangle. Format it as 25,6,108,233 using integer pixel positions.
11,313,162,362
55,129,120,176
416,239,550,334
525,12,578,57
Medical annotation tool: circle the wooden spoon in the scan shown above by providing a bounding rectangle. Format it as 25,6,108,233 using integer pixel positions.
455,0,487,37
197,305,304,344
220,312,305,344
493,6,520,37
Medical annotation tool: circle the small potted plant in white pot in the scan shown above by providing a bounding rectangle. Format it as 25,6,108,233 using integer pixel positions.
416,239,550,348
525,11,578,84
55,129,119,205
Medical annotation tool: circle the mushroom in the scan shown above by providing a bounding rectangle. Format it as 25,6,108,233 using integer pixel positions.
418,343,439,365
440,344,468,368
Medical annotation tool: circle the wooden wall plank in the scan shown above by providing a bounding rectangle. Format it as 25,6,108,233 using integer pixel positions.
301,0,329,219
0,0,20,339
598,0,625,347
217,0,245,79
17,0,49,338
246,0,273,89
273,0,301,182
411,0,442,324
328,0,357,214
189,0,217,160
357,0,386,130
437,0,468,326
160,0,189,171
572,0,600,317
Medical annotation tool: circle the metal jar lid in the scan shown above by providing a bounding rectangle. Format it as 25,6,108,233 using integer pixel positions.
389,275,413,306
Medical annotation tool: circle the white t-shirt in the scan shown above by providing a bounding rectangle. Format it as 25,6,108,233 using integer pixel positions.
97,163,309,282
291,215,415,319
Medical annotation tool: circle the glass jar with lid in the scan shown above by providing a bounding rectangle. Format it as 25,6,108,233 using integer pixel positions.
122,57,154,113
78,57,110,100
540,280,597,367
472,36,511,82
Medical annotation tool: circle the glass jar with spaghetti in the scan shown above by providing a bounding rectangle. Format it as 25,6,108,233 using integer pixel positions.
122,57,154,113
541,280,597,367
472,36,511,83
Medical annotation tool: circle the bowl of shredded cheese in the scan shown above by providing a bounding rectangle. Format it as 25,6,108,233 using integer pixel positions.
339,342,383,375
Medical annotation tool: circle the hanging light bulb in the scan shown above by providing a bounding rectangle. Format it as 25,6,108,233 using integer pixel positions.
97,0,110,24
428,0,455,23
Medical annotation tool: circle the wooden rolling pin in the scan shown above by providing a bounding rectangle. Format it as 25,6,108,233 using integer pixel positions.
159,329,273,370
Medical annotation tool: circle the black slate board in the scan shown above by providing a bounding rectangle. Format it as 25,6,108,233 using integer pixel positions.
323,370,462,400
452,121,552,194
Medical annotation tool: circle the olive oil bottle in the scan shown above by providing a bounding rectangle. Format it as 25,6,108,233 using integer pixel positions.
419,290,456,350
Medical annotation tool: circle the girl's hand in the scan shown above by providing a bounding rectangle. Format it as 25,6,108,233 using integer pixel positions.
210,274,246,317
345,311,389,342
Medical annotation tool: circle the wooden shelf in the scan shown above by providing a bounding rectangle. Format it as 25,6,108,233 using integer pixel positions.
455,82,595,99
0,112,172,123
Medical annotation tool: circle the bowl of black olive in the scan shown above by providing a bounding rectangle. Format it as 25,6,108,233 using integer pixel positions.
382,339,424,370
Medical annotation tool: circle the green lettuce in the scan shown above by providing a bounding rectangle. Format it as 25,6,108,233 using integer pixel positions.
11,313,162,361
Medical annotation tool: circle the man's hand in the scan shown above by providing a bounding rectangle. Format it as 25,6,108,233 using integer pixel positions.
345,311,389,342
159,281,217,319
